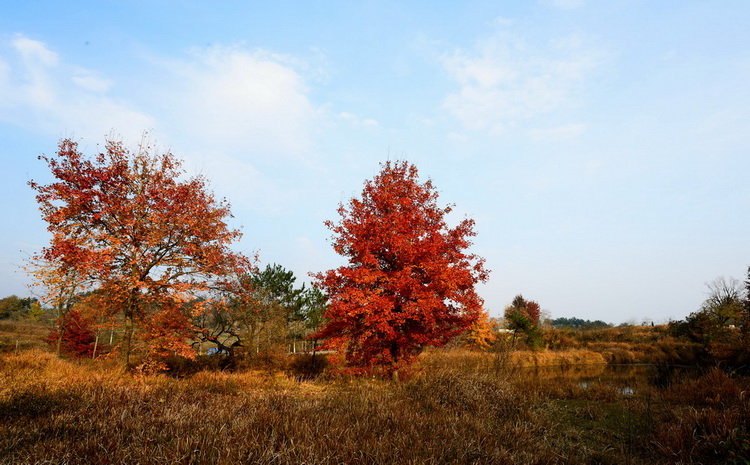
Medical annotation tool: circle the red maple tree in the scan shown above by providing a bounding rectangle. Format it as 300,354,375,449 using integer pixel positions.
314,161,489,373
30,138,250,366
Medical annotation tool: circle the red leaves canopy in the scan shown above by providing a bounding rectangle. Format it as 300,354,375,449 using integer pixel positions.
30,139,249,363
314,161,489,372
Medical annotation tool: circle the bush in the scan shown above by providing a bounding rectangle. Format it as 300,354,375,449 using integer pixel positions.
46,310,97,358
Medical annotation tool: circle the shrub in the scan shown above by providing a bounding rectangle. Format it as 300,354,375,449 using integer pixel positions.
46,310,96,357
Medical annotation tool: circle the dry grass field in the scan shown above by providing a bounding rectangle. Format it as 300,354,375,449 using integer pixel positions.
1,347,749,465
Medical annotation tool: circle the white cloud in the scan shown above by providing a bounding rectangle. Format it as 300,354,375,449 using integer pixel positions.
441,28,603,134
447,131,468,142
0,37,322,157
0,57,9,89
0,35,153,142
144,45,327,213
185,149,295,216
157,45,317,157
12,35,58,66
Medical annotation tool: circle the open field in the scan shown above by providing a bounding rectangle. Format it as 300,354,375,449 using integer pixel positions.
0,321,49,353
1,348,749,465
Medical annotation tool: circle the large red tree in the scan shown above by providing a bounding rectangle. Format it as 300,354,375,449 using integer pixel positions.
30,138,249,366
314,161,489,373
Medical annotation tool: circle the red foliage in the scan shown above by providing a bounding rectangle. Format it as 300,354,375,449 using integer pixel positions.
526,300,541,326
136,303,198,371
47,310,96,358
30,138,250,365
314,161,489,373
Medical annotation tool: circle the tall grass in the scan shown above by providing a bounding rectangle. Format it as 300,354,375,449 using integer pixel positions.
1,349,748,464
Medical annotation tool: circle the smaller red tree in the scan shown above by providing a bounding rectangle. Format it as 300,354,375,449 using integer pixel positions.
47,310,96,358
526,300,541,327
314,161,489,373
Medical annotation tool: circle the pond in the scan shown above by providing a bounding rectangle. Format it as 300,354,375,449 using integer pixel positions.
511,363,703,397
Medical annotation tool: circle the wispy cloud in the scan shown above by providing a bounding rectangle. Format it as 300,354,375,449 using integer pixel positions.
155,45,318,157
0,35,153,142
440,27,604,134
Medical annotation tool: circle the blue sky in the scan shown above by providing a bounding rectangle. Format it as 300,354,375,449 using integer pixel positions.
1,0,748,323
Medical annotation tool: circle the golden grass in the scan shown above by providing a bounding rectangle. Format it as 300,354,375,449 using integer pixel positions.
508,349,605,367
0,351,562,464
415,348,606,379
1,348,749,464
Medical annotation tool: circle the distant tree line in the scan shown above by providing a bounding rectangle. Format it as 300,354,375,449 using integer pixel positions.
548,317,613,330
0,295,42,320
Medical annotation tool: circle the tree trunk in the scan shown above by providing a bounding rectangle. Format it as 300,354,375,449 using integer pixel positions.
92,332,99,359
55,304,63,356
124,288,138,366
124,314,134,366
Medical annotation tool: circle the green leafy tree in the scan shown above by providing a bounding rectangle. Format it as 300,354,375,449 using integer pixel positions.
504,295,543,348
251,264,306,320
194,264,327,358
670,277,747,348
550,317,612,330
300,285,327,330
